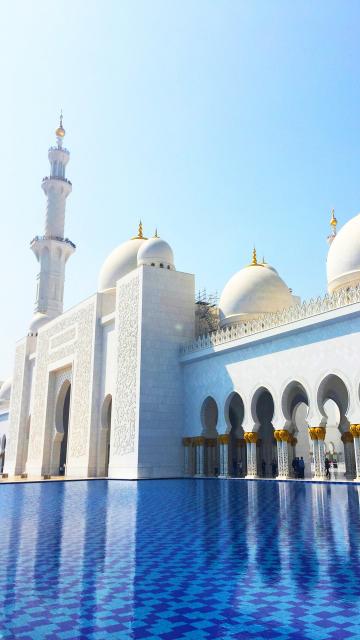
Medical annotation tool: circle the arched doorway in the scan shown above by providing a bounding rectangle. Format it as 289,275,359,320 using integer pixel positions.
317,374,354,478
0,435,6,473
281,381,310,478
100,394,112,476
225,392,246,476
200,396,218,476
51,380,72,475
252,388,276,477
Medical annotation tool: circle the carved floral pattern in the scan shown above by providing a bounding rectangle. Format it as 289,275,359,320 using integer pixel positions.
112,273,139,457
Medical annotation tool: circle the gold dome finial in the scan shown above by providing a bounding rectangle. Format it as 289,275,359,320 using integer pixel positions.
132,220,147,240
55,110,65,139
251,246,258,265
330,208,337,228
154,228,158,238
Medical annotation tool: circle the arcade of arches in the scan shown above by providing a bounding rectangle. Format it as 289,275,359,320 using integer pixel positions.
183,379,360,480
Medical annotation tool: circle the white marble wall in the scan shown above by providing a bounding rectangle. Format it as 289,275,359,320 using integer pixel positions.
182,309,360,461
108,265,195,478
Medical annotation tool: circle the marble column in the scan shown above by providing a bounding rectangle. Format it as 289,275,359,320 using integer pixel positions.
205,438,217,476
218,434,229,477
274,430,291,478
244,432,258,478
350,425,360,480
309,427,326,478
182,438,192,476
236,438,246,476
341,431,356,479
195,437,205,476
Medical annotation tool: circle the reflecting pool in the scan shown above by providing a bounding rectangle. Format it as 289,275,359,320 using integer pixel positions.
1,479,360,639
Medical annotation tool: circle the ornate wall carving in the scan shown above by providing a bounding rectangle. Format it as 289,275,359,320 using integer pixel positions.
50,326,77,351
112,273,139,456
28,300,96,464
182,284,360,355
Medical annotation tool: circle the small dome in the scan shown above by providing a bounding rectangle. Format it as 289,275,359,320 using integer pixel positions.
98,237,146,291
137,235,175,269
29,312,50,335
219,260,294,327
0,378,12,407
327,213,360,293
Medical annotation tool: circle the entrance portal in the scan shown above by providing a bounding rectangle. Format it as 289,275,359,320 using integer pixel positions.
59,385,71,474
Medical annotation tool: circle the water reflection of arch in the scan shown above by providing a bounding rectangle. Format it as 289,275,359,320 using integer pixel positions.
34,482,65,598
0,484,25,629
254,482,281,585
286,483,319,595
78,481,108,634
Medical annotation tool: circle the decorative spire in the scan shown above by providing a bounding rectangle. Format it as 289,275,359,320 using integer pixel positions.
251,246,258,266
154,228,158,238
327,208,338,245
330,208,337,229
55,110,65,146
132,220,147,240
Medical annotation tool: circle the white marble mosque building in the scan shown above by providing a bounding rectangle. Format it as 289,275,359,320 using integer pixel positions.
1,118,360,482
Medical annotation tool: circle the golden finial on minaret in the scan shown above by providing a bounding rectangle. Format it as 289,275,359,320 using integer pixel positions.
132,220,147,240
330,208,337,229
327,208,338,245
55,110,65,139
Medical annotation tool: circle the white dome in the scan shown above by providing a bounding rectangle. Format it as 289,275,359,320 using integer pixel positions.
327,213,360,293
29,312,50,335
98,237,146,291
219,262,294,327
0,378,12,407
137,236,175,269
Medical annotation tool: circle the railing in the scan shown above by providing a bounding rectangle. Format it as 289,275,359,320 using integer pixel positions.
181,284,360,355
30,236,76,249
42,176,72,186
48,145,70,154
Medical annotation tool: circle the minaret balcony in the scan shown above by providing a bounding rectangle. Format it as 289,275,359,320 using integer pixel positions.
30,235,76,261
42,176,72,186
30,235,76,249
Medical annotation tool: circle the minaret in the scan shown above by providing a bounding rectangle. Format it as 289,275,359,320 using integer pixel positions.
29,114,75,334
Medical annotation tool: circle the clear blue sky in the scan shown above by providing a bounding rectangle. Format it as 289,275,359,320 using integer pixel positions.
1,0,360,378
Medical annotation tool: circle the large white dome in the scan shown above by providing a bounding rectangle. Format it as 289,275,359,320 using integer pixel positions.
327,213,360,293
98,237,146,292
219,258,294,327
137,236,175,269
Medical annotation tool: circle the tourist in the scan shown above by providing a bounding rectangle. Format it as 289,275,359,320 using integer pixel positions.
271,459,277,477
298,457,305,479
292,456,299,478
325,457,330,478
261,459,266,476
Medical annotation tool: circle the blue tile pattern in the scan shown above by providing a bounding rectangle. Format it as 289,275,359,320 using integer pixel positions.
1,479,360,639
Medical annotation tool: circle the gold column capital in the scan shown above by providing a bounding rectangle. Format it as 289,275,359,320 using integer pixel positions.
274,429,290,442
218,434,229,445
244,431,258,444
182,437,192,446
350,424,360,438
309,426,326,440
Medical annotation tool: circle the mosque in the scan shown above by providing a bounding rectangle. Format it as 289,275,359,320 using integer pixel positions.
1,118,360,482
